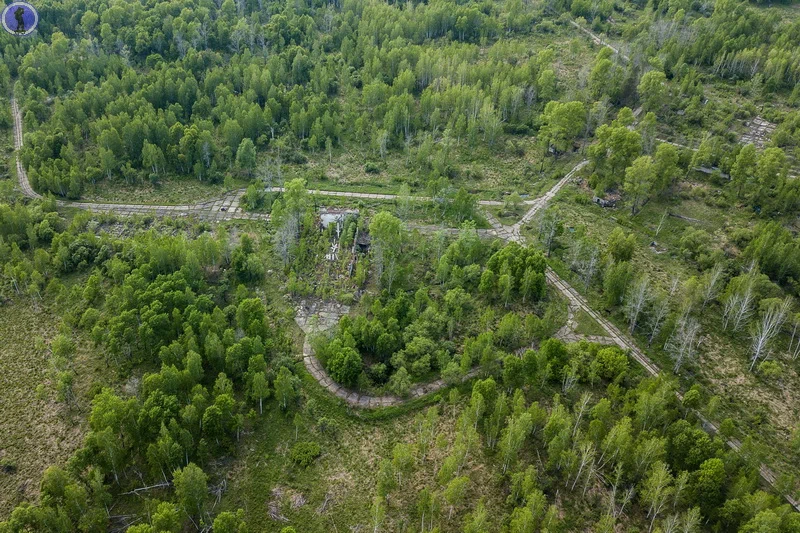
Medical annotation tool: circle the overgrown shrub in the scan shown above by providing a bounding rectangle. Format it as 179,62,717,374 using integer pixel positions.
0,458,16,474
592,347,629,380
290,441,321,468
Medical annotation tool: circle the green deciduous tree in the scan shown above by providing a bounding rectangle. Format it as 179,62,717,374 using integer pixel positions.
624,155,655,215
444,476,469,519
212,509,247,533
607,228,636,263
652,143,680,194
691,457,726,517
173,463,207,520
603,261,634,308
731,144,757,199
539,101,586,156
249,371,270,414
638,71,667,113
500,413,533,473
369,212,406,292
151,501,181,533
388,367,412,397
641,461,674,531
236,138,257,178
590,120,642,189
327,346,363,387
274,367,299,410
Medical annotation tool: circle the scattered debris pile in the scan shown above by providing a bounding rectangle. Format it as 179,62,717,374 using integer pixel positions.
741,116,776,149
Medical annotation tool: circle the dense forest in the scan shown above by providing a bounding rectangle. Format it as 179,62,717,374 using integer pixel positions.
7,0,558,197
3,0,800,530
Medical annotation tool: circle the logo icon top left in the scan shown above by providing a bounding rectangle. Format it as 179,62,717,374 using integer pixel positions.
2,2,39,37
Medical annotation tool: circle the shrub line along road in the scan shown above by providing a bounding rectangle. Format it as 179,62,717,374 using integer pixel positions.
10,97,798,510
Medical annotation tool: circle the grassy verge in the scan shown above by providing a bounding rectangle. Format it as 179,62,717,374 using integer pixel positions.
573,308,606,337
81,176,248,205
1,103,12,184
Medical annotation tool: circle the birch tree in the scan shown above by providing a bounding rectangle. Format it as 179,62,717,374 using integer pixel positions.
663,514,680,533
371,495,386,533
521,267,539,304
396,183,413,220
500,413,533,473
607,463,635,520
700,263,724,309
249,372,270,415
572,392,593,438
722,291,743,330
723,272,758,332
633,436,666,478
579,246,600,290
568,238,585,271
624,276,650,334
273,215,299,266
668,274,681,296
646,290,670,347
672,471,689,510
788,312,800,361
485,392,509,450
655,209,668,237
641,461,674,532
680,507,701,533
570,441,596,492
562,361,580,394
664,313,701,373
369,211,406,292
454,419,480,474
416,488,436,533
392,443,414,486
444,476,469,519
415,407,439,461
274,367,299,410
538,209,561,257
600,418,633,470
749,298,792,371
624,155,655,215
568,238,599,289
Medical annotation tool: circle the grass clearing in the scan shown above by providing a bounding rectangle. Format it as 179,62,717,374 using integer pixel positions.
554,176,756,289
82,176,247,205
284,142,582,200
0,296,112,518
221,371,476,532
